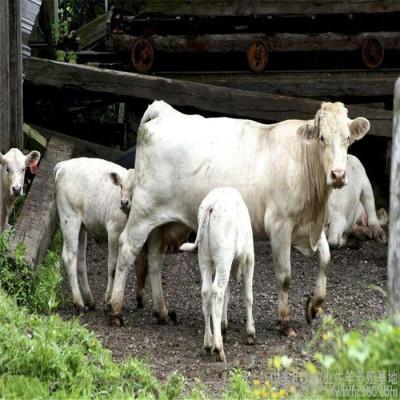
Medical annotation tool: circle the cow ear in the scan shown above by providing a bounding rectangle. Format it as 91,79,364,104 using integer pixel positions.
297,123,316,142
110,172,122,186
349,117,370,142
25,150,41,174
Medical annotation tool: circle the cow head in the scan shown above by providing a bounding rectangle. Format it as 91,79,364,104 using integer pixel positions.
110,168,135,211
297,102,369,188
0,149,41,197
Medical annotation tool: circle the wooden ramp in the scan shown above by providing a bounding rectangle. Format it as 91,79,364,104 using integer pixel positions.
26,58,393,137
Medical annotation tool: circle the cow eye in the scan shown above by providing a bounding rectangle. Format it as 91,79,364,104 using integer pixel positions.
22,168,26,173
5,166,10,173
319,135,325,143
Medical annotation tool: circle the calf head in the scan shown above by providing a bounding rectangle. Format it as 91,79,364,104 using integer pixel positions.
110,168,135,211
297,102,369,188
0,149,41,197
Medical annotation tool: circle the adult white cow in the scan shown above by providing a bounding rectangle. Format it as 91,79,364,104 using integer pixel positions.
108,100,370,335
180,187,255,363
325,154,387,248
0,148,41,233
54,157,135,312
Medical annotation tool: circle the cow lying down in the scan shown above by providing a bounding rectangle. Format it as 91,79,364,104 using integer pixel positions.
54,158,189,316
326,154,387,248
180,187,255,363
0,148,41,233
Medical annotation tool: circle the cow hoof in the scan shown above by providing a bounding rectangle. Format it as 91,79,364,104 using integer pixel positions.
204,345,213,355
217,349,227,363
74,304,88,314
153,311,168,325
280,326,298,337
168,310,178,324
109,314,124,327
247,334,256,345
305,295,323,324
85,301,96,311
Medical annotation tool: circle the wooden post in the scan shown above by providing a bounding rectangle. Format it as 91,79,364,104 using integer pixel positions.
388,78,400,324
0,1,11,152
0,0,23,152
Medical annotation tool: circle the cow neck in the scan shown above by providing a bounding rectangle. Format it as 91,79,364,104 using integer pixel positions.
301,141,331,225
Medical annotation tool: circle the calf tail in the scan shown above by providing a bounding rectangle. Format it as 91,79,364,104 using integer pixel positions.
179,204,211,252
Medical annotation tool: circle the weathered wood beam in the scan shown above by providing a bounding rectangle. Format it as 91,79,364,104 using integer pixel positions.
25,58,393,137
113,0,400,16
388,77,400,323
9,136,75,269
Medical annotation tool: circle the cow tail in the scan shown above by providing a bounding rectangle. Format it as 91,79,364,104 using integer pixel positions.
179,205,210,252
53,161,65,182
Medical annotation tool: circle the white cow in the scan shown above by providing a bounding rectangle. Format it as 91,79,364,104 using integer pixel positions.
107,100,369,336
180,187,255,363
326,154,387,248
54,157,135,312
0,148,41,233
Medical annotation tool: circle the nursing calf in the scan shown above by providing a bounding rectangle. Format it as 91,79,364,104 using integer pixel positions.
180,187,255,363
326,154,387,248
0,148,41,233
54,158,134,312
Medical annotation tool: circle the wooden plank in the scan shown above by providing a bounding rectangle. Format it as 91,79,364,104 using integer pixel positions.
25,58,393,137
29,124,124,162
9,136,75,269
76,14,107,50
388,77,400,323
163,71,398,100
113,0,400,16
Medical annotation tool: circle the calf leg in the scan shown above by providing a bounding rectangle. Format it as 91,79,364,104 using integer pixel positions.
61,217,85,312
77,228,95,310
242,255,256,344
104,232,120,306
212,256,233,363
306,232,331,324
199,252,214,353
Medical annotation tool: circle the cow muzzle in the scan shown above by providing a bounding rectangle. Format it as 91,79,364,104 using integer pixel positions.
120,200,130,210
12,185,22,196
331,169,347,188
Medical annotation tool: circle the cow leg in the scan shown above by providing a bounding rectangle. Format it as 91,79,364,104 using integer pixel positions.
77,228,95,310
61,218,85,312
242,255,256,344
270,224,296,336
199,252,214,353
327,214,347,248
135,248,148,309
147,228,169,323
306,232,331,324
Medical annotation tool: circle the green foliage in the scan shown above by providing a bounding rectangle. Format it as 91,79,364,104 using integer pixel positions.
0,229,63,314
0,290,177,399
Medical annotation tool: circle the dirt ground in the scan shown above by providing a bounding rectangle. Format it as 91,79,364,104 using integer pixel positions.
58,233,388,396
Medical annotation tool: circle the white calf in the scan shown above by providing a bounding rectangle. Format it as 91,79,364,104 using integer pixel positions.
326,154,387,248
0,148,41,233
54,158,134,312
180,187,255,363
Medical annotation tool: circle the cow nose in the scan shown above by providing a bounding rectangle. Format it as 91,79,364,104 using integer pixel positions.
12,185,22,196
120,199,129,209
331,169,346,185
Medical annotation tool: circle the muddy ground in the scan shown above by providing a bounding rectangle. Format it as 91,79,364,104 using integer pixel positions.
58,234,388,396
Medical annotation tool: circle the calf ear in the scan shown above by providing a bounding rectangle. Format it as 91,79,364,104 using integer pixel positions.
25,151,41,174
297,123,316,142
110,172,122,186
349,117,370,142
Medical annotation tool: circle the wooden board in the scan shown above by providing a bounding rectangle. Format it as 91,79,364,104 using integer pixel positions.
113,0,400,16
25,58,393,137
9,136,75,269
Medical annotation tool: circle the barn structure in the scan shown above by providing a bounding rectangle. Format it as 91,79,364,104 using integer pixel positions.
0,1,399,315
